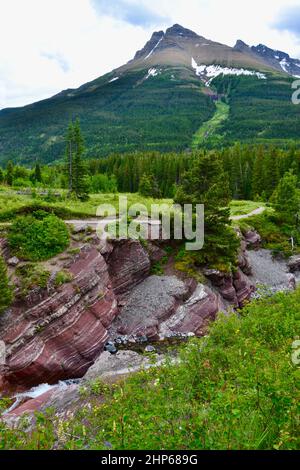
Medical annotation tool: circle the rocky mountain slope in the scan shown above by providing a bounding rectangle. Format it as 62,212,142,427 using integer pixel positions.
0,24,299,164
234,40,300,78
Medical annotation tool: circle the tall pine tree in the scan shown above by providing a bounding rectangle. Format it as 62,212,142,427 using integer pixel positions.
34,163,42,183
272,171,300,224
65,119,89,199
6,161,13,186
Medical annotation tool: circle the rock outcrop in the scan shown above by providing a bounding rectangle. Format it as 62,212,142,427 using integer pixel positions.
203,266,255,308
288,255,300,273
159,284,225,337
0,244,118,388
105,240,151,297
243,229,261,249
203,231,255,307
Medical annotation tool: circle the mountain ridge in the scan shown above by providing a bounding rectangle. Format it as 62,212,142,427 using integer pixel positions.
0,23,299,164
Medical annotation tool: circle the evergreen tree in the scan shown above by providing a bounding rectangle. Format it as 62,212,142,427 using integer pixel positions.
73,119,89,199
252,147,265,199
34,163,42,183
264,149,280,199
272,171,300,224
175,153,240,269
139,174,162,198
0,168,3,185
6,161,13,186
66,122,75,194
0,253,13,315
65,120,89,199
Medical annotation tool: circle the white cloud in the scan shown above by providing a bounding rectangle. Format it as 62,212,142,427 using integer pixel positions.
0,0,299,109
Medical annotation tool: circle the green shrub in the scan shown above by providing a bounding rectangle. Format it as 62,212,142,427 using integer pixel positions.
8,211,70,261
54,270,74,287
0,253,13,314
16,263,50,297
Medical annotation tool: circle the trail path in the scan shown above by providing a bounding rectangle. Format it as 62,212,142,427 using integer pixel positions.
230,206,265,221
0,207,266,231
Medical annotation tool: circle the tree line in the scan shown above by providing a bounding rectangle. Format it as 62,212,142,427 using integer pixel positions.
1,137,300,202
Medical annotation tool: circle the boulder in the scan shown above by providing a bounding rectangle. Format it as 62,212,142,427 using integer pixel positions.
288,255,300,273
71,223,91,234
244,230,261,249
0,238,10,260
84,350,150,381
146,243,167,263
7,257,20,267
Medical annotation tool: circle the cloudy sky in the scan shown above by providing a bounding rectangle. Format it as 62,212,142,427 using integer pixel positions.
1,0,300,109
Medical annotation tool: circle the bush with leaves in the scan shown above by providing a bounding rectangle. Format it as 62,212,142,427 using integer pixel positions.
8,211,70,261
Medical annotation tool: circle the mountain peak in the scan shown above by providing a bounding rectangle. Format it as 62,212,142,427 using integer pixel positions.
165,24,199,38
133,30,165,61
234,40,250,52
252,44,290,60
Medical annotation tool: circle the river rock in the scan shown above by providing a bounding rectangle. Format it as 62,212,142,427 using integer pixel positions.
104,342,118,355
84,350,150,381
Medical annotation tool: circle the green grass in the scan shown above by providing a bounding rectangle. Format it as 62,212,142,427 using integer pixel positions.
0,187,173,221
1,288,299,449
192,101,230,149
229,200,265,217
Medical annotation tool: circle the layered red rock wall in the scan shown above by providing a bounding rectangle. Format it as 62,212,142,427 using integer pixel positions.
0,245,118,388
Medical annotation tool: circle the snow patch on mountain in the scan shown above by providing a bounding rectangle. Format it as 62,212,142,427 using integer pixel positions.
145,68,160,80
109,77,119,83
191,58,267,83
144,36,164,60
280,58,289,74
